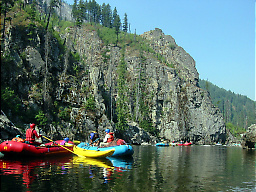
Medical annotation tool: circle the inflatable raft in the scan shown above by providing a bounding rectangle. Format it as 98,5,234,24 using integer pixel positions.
73,145,115,158
0,140,74,157
156,143,169,146
177,142,192,146
77,143,134,157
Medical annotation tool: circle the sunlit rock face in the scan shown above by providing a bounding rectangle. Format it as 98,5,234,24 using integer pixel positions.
242,124,256,148
2,21,226,145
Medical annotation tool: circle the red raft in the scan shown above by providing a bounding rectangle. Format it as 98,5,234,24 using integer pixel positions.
178,142,192,146
0,140,74,157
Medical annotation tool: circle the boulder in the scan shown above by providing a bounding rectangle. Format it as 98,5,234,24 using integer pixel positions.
242,124,256,148
0,111,24,141
117,121,159,145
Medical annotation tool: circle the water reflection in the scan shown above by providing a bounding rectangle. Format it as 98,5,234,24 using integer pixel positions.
0,154,134,190
0,146,255,192
130,145,256,192
72,156,115,184
73,156,113,169
105,157,133,184
107,157,133,171
0,155,73,190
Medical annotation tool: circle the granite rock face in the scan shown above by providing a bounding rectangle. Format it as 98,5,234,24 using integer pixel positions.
138,29,226,144
242,124,256,148
1,24,226,145
0,112,24,141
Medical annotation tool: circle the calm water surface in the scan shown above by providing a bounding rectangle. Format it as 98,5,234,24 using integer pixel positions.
0,145,255,192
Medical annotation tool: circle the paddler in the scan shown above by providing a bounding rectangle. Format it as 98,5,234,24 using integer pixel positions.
103,129,114,143
25,123,42,145
89,131,100,146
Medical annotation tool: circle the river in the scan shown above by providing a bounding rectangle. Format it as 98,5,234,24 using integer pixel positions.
0,145,255,192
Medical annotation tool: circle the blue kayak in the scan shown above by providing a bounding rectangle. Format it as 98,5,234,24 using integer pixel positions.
77,143,134,157
156,142,169,146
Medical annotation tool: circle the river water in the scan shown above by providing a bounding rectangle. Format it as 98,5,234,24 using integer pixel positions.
0,145,255,192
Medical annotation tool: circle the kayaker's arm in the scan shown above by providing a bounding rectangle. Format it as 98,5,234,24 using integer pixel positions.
33,129,41,139
103,134,110,143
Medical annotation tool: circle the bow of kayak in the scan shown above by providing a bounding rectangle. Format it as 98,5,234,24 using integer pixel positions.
73,146,115,158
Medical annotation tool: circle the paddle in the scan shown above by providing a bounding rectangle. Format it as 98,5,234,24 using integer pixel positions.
42,135,84,157
73,140,81,144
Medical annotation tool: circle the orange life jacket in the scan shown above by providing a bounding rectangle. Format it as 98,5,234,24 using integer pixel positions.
12,137,24,142
107,132,114,143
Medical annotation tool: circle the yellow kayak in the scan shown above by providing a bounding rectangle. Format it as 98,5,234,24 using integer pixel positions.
73,156,113,169
73,146,115,158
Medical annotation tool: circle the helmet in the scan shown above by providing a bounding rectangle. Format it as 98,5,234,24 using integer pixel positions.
90,132,95,139
30,123,36,128
105,129,110,133
64,137,69,142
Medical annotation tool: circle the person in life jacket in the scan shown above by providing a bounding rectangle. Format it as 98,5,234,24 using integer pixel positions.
25,123,42,145
12,135,25,142
89,131,100,146
103,129,114,143
60,137,69,145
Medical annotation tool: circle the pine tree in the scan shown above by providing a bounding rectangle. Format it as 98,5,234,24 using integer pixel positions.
80,0,87,21
45,0,61,31
72,0,82,42
89,0,100,23
112,7,121,46
123,13,128,33
27,0,37,42
101,3,112,28
112,7,118,23
1,0,15,39
75,0,83,27
72,0,78,22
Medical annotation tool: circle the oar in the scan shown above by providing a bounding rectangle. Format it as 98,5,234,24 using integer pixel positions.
73,140,81,144
42,135,84,157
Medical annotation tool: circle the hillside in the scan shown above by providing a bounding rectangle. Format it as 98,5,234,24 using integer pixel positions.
1,0,226,144
199,79,256,135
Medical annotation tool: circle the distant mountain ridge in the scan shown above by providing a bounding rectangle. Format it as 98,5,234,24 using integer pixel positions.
199,79,256,130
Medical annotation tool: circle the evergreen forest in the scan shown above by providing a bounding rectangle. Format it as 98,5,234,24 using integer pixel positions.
199,79,256,136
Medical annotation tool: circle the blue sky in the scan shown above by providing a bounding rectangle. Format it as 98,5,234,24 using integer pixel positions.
65,0,255,101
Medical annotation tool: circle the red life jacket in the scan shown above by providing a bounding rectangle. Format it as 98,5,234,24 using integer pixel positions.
107,132,114,143
116,139,126,145
26,128,36,142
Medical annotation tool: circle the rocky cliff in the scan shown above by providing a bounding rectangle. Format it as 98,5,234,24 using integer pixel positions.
0,111,24,142
1,9,226,144
242,124,256,148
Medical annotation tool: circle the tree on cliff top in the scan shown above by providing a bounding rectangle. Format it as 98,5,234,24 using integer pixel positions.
123,13,128,33
1,0,15,40
101,3,112,28
112,7,121,46
45,0,62,31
